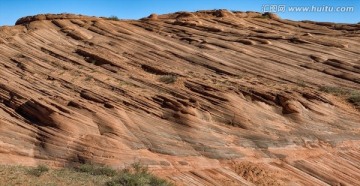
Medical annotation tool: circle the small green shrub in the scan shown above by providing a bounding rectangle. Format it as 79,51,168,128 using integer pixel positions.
106,163,173,186
27,165,49,177
159,75,177,84
319,86,353,96
255,14,270,19
320,86,360,108
348,94,360,107
297,80,306,87
84,76,92,81
74,164,117,177
108,16,120,21
131,162,148,174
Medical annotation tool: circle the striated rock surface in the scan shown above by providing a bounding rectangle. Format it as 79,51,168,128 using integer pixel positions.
0,11,360,185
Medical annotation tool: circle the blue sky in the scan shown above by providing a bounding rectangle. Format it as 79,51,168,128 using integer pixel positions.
0,0,359,26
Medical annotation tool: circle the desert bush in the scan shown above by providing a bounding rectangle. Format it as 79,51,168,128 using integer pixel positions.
108,16,120,21
84,76,92,81
27,165,49,177
74,163,117,177
320,86,360,108
348,94,360,107
159,75,177,84
319,86,354,96
106,163,173,186
255,14,270,19
296,80,306,87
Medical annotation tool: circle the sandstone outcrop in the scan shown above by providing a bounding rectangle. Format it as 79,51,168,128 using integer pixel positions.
0,10,360,185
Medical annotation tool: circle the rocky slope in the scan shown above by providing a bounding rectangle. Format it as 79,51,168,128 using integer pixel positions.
0,10,360,185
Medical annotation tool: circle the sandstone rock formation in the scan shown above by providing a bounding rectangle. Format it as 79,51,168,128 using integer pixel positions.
0,11,360,185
